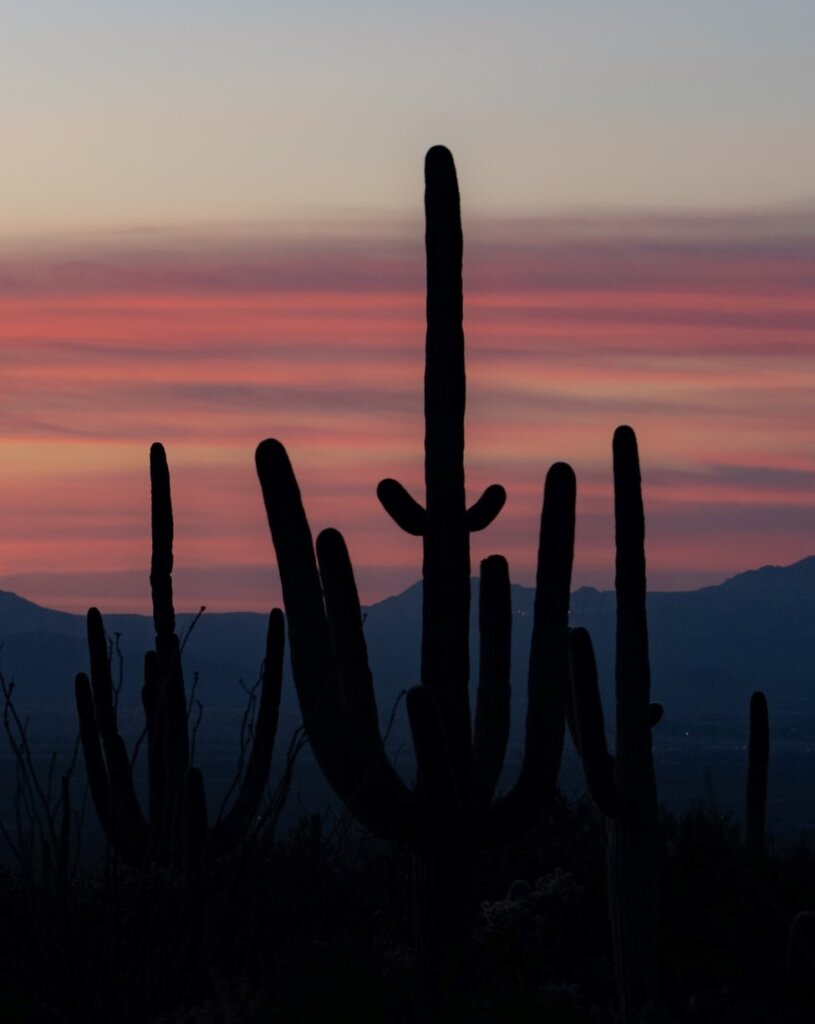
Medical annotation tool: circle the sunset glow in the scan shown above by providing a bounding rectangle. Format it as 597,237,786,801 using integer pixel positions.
2,211,814,613
2,2,813,613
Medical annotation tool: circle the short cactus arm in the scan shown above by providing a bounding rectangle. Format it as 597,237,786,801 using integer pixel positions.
377,479,427,536
472,555,512,809
477,461,575,846
466,485,506,532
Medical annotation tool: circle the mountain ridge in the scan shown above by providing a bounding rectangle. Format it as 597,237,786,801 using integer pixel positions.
1,554,813,718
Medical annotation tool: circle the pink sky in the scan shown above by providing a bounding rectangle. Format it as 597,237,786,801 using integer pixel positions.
2,210,814,614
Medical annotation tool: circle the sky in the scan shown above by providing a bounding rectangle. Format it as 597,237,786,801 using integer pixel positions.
1,1,814,614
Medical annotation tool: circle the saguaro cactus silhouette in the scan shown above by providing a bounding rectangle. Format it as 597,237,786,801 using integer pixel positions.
256,146,576,996
567,426,661,1022
76,443,283,868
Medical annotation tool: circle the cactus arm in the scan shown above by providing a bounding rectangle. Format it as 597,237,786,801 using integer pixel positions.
568,628,622,818
745,689,769,864
75,672,113,836
86,610,148,834
316,529,382,739
608,424,660,1021
256,439,335,725
476,461,575,847
377,479,428,535
256,439,415,842
149,441,175,637
314,529,417,841
86,607,117,734
208,609,285,855
472,555,512,809
465,484,506,532
613,425,657,823
81,609,149,863
149,442,190,772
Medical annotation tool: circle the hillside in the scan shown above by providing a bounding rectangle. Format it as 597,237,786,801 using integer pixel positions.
1,554,813,722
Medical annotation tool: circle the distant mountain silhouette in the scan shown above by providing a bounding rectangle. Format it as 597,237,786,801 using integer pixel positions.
1,554,814,725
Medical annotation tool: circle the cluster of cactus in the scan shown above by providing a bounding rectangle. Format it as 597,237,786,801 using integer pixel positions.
566,426,663,1021
256,146,576,1000
56,142,815,1017
75,443,283,869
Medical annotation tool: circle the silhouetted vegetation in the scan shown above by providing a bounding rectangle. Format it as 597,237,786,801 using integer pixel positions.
0,145,812,1021
0,796,813,1021
75,443,283,869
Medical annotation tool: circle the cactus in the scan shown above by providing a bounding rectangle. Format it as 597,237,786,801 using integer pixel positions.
255,146,576,998
75,443,283,868
567,426,662,1022
744,690,769,866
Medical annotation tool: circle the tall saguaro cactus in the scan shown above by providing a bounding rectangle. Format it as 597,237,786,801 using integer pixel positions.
568,426,662,1022
256,146,576,997
76,443,283,868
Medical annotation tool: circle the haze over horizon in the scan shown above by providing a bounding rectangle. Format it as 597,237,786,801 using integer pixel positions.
2,2,814,615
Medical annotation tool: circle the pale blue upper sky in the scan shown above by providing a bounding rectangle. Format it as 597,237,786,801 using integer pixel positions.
3,1,813,233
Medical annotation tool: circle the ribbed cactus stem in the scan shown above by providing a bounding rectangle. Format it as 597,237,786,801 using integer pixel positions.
257,148,575,1002
379,146,505,798
745,690,769,865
